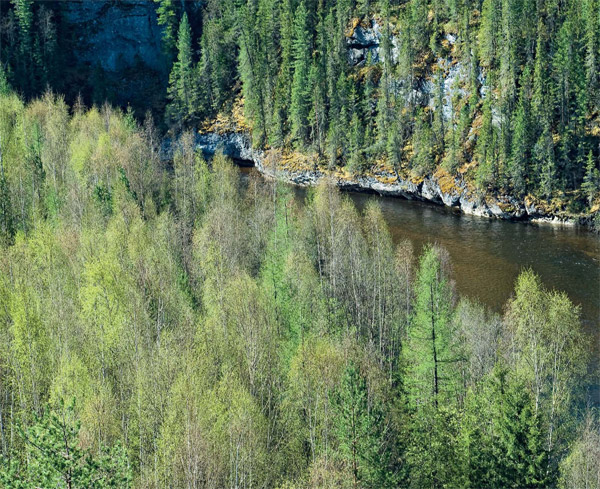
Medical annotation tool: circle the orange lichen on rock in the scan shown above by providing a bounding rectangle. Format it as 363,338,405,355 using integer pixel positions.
346,17,361,37
376,175,399,184
199,96,249,135
434,168,459,195
280,150,316,172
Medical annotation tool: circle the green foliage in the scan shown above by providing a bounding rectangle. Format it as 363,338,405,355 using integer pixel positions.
406,245,459,408
495,380,551,488
0,88,594,489
0,400,131,489
290,2,312,146
154,0,179,55
582,151,600,206
166,13,198,127
333,363,395,488
0,0,598,210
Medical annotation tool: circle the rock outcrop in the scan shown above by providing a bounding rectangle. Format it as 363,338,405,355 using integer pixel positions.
195,132,257,163
346,20,382,66
60,0,166,74
191,131,587,227
56,0,175,111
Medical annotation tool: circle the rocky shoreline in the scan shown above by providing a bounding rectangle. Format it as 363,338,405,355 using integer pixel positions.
192,131,595,229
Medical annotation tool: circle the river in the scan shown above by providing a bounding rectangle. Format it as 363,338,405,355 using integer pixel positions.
241,167,599,332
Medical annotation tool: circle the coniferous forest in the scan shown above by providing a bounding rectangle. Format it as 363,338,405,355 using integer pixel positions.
1,0,600,210
0,0,599,488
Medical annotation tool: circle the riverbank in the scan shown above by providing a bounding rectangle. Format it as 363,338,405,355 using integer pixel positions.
191,131,598,229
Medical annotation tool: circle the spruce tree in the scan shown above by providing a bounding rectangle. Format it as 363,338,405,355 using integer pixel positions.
289,2,311,145
583,0,599,109
13,0,34,92
333,363,394,489
154,0,179,55
476,96,499,189
0,400,132,488
494,378,552,488
412,109,435,175
348,111,364,174
239,2,268,146
0,169,14,247
479,0,501,70
166,13,196,128
535,117,556,200
509,67,532,196
582,151,600,206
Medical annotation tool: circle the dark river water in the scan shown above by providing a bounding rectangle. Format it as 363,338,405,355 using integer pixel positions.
241,166,599,400
348,192,600,329
346,190,600,403
242,168,599,334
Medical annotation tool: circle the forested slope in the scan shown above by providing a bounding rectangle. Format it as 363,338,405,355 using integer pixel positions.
1,0,599,217
0,84,598,488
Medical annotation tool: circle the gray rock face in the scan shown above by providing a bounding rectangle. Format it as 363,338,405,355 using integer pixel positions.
195,132,259,163
60,0,167,74
346,21,381,66
189,131,584,227
425,57,468,122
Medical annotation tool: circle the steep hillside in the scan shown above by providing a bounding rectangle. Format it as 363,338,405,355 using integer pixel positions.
1,0,599,220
